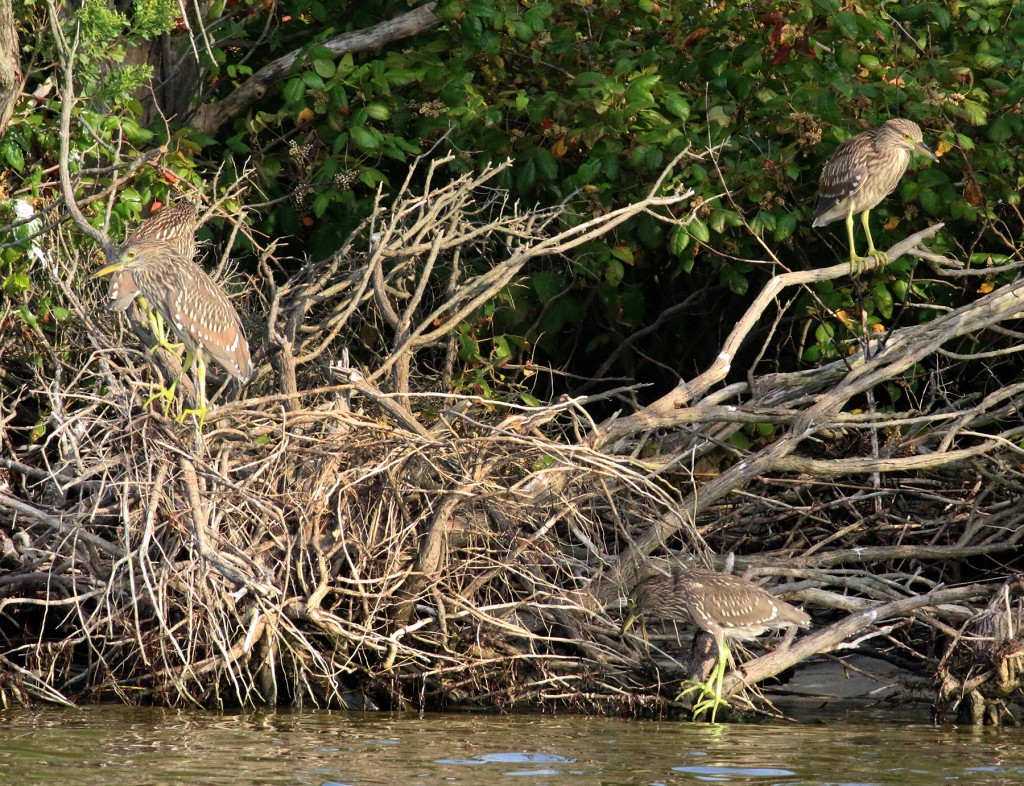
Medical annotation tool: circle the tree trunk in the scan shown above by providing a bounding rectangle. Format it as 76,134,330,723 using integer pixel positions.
0,0,21,137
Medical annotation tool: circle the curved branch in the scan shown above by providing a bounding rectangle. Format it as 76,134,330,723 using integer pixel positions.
591,223,947,447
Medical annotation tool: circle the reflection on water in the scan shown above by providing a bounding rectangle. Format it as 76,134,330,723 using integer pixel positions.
1,706,1023,785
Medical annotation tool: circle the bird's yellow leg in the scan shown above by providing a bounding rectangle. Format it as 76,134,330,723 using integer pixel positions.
861,209,888,270
143,377,176,415
690,643,731,723
845,210,867,277
137,295,184,355
143,344,188,416
178,353,209,428
676,642,730,723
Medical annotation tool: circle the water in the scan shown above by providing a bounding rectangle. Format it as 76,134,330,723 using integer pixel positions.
1,706,1022,785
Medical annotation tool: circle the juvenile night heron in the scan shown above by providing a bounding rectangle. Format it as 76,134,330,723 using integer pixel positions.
107,200,198,350
622,567,811,722
93,238,253,424
812,118,938,274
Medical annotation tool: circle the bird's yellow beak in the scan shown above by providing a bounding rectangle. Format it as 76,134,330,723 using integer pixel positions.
915,141,939,163
620,601,639,636
91,259,126,279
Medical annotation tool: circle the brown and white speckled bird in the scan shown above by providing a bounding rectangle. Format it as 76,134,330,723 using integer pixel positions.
622,567,810,721
93,238,252,423
107,200,198,313
812,119,938,274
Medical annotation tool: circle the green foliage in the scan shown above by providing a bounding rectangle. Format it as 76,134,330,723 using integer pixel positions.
71,0,178,100
10,0,1024,405
131,0,179,38
76,0,127,45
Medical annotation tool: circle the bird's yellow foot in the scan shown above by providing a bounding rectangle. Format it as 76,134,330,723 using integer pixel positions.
144,382,177,415
851,250,888,276
691,689,729,723
868,249,889,270
676,679,729,723
144,312,185,355
177,405,209,429
150,338,185,355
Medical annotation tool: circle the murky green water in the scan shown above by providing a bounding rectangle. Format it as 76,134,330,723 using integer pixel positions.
1,706,1022,785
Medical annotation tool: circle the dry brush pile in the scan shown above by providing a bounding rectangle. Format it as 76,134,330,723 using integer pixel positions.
2,149,1024,724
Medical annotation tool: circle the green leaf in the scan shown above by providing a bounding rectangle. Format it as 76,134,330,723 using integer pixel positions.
16,304,37,328
605,258,625,287
729,431,751,450
918,188,941,215
358,167,388,188
774,213,797,242
706,104,731,127
988,116,1013,143
662,93,690,121
720,266,748,295
301,71,326,90
975,53,1003,69
956,100,988,127
618,286,645,325
493,335,511,361
3,142,24,172
283,78,305,104
668,226,690,256
610,245,634,266
533,148,558,181
120,187,143,205
833,10,860,39
4,271,30,293
510,21,532,41
516,158,536,191
312,192,332,217
313,58,336,79
531,271,564,302
873,282,893,319
350,125,381,150
709,209,728,234
365,102,391,121
625,74,660,107
688,218,710,244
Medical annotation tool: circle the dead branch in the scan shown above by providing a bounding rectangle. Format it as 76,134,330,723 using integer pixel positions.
188,4,443,137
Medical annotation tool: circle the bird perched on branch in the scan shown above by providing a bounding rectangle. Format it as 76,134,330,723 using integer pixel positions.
812,118,938,274
622,566,811,722
93,237,252,425
106,200,198,351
